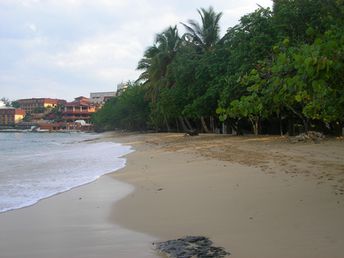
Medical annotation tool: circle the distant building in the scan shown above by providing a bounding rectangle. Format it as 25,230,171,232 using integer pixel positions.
17,98,66,113
62,96,96,123
0,108,15,126
90,91,116,106
116,82,129,96
15,109,26,123
0,107,26,126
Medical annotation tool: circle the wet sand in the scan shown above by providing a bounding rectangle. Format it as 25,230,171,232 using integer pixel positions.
0,176,157,258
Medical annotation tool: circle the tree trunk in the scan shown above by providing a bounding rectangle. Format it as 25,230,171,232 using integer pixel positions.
201,116,210,133
249,117,259,136
164,115,171,132
286,104,308,133
179,116,189,131
288,117,295,136
222,122,227,134
233,120,240,135
175,118,180,132
210,116,215,133
255,119,259,136
303,119,309,133
333,121,343,136
184,117,193,131
279,116,283,136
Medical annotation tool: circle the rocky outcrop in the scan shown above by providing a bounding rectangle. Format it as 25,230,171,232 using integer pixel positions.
153,236,230,258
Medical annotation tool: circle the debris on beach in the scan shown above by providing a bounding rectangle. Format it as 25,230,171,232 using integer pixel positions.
184,129,199,136
289,131,325,143
153,236,230,258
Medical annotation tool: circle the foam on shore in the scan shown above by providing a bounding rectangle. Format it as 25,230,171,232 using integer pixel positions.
0,133,133,213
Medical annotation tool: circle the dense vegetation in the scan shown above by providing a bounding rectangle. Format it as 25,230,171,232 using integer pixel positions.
93,0,344,135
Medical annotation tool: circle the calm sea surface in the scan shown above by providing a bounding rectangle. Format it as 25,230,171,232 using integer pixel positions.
0,132,132,213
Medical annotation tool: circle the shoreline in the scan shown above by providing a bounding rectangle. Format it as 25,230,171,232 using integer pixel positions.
0,173,158,258
0,133,158,258
0,133,132,215
0,171,128,215
0,132,343,257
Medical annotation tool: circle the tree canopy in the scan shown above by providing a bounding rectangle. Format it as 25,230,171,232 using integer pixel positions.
93,1,344,135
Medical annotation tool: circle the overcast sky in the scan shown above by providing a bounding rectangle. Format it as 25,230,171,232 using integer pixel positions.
0,0,272,101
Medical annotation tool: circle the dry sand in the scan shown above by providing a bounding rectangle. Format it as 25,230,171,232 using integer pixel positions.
108,133,344,258
0,132,344,258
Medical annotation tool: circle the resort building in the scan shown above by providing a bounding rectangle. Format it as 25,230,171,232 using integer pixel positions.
62,96,96,123
17,98,66,113
90,91,116,106
14,109,26,123
0,107,26,126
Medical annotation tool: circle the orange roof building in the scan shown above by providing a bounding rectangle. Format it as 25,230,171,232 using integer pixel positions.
17,98,66,113
15,109,26,123
62,97,95,123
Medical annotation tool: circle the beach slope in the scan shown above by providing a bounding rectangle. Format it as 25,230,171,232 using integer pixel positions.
111,133,344,258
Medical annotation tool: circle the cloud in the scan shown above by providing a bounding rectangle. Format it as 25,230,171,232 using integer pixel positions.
0,0,272,100
25,23,37,33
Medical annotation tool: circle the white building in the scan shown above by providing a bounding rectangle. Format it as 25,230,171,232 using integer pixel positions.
90,91,116,105
116,82,129,96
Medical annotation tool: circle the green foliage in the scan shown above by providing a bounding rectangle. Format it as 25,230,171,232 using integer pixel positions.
0,97,11,107
137,26,181,101
272,0,343,43
222,7,277,73
47,104,64,122
180,47,227,119
33,106,46,114
23,113,32,122
93,2,344,135
92,82,150,131
181,6,223,51
218,6,278,116
225,25,344,132
11,101,20,108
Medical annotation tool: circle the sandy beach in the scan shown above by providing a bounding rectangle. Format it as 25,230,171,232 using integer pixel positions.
1,133,344,258
110,133,344,258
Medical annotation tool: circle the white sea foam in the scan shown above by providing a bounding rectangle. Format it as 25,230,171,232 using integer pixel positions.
0,133,133,213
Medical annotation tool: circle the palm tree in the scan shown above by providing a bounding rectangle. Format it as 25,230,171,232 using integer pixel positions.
136,26,181,131
181,6,223,51
137,26,181,102
136,45,159,84
181,7,223,133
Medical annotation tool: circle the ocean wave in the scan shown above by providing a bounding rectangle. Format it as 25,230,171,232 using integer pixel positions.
0,133,133,213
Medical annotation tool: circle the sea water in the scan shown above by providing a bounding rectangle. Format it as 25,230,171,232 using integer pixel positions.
0,132,133,213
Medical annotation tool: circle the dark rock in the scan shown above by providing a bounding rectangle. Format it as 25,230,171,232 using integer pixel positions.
153,236,230,257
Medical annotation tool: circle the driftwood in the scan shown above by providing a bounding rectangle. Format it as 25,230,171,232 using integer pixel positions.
289,131,325,143
184,129,199,136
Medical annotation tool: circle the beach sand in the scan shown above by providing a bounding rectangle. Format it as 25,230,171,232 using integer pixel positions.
0,132,344,258
109,133,344,258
